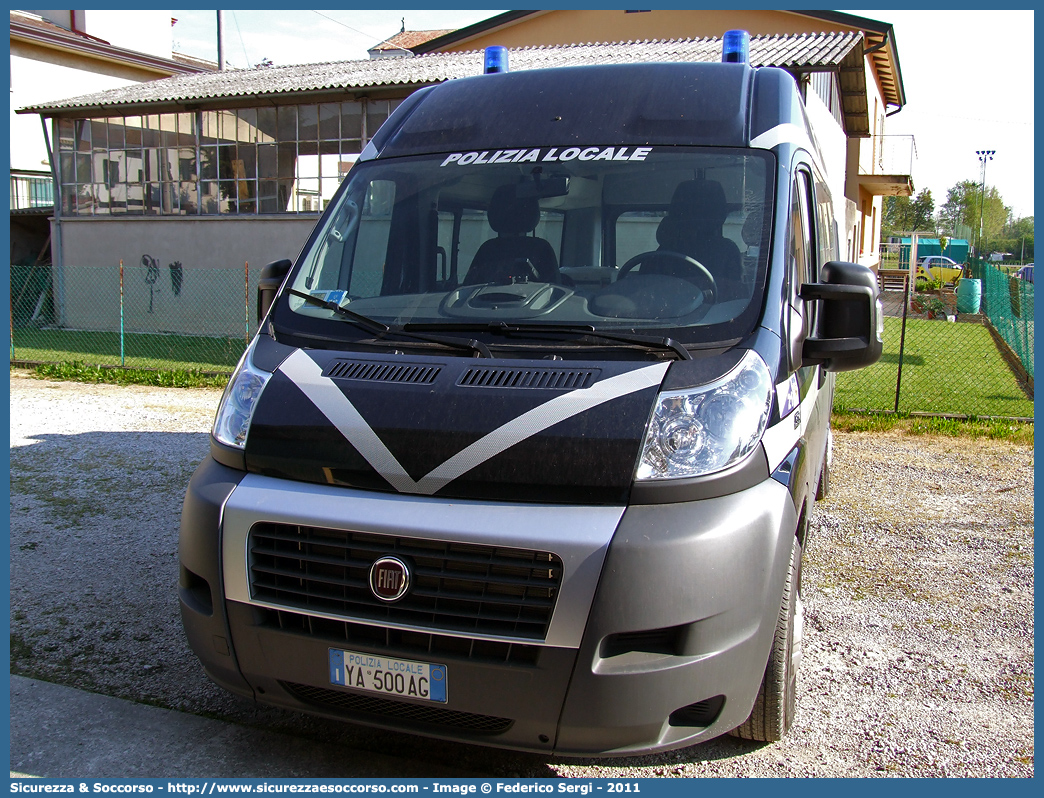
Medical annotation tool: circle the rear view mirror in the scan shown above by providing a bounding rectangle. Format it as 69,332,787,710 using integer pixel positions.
800,261,884,372
516,173,569,198
258,259,292,324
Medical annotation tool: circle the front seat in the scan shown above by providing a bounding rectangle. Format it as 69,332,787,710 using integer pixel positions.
463,185,560,284
644,178,743,296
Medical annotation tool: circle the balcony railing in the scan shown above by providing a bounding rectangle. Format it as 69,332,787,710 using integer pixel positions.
861,134,917,177
10,171,55,211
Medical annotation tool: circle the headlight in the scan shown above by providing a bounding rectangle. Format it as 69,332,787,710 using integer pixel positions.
212,346,271,449
636,349,773,480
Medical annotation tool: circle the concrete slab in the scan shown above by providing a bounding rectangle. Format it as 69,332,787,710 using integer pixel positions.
10,675,476,779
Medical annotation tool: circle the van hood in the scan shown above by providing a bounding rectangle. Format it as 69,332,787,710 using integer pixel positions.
244,347,671,505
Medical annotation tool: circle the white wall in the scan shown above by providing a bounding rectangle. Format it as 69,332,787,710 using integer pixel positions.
54,216,318,336
84,10,173,60
10,54,139,170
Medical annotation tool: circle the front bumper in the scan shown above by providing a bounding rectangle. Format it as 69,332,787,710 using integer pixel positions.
179,456,797,755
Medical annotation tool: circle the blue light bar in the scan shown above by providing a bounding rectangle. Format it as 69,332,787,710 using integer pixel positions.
722,29,750,64
484,46,509,74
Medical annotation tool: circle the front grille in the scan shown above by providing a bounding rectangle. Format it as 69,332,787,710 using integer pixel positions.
458,365,598,390
264,609,541,665
249,524,562,640
280,681,513,734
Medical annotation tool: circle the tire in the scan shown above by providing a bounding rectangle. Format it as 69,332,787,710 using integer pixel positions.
815,426,832,501
729,535,803,742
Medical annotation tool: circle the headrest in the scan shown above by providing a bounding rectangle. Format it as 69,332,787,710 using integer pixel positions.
741,211,763,246
487,185,540,236
656,179,730,250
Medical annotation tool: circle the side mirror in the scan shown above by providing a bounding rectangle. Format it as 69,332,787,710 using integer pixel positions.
800,260,884,372
258,259,292,324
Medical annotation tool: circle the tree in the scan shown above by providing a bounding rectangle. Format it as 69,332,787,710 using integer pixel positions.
882,188,935,239
938,179,1010,254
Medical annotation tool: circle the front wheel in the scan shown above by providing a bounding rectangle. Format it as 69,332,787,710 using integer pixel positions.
729,535,803,742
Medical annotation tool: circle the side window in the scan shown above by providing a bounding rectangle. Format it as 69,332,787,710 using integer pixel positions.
789,170,817,343
347,179,395,297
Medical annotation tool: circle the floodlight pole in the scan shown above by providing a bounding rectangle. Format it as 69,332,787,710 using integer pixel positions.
976,149,995,258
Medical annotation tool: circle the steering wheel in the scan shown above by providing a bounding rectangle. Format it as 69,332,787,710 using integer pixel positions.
617,250,717,303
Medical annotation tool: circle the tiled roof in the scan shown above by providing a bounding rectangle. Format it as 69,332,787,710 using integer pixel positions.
370,30,455,53
20,32,864,116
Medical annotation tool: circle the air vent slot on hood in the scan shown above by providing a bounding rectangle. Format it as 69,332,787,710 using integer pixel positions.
324,360,440,384
458,366,599,390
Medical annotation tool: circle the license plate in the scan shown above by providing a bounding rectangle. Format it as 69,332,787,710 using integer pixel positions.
329,649,447,703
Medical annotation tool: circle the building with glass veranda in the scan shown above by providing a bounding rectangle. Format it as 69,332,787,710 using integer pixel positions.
56,100,400,217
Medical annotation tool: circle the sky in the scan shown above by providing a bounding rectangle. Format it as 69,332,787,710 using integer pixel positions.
170,8,1035,221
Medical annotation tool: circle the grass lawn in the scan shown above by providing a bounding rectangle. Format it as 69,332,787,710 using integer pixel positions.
835,315,1034,418
11,328,246,373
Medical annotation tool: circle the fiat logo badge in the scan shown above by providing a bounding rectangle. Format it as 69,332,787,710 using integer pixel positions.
369,556,410,602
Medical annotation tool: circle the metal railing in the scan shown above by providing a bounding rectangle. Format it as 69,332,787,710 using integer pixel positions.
861,134,916,177
10,170,55,211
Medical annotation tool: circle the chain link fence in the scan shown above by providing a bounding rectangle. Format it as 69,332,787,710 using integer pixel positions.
11,261,259,373
10,258,1035,420
835,257,1033,419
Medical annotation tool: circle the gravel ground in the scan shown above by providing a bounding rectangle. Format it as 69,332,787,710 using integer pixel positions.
9,373,1035,777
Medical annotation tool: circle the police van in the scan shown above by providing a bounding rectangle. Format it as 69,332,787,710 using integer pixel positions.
179,33,883,755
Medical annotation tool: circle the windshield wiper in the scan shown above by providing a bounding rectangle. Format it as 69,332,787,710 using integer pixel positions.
285,289,491,358
405,321,693,360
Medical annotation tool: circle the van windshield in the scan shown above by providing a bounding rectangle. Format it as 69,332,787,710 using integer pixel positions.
282,146,774,348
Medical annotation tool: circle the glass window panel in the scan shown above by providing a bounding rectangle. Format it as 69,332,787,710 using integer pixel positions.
340,102,363,140
73,120,91,152
257,143,278,180
218,110,238,143
276,105,297,140
179,181,197,214
92,184,110,214
125,150,145,183
75,185,95,216
237,108,257,143
106,152,126,185
277,179,294,212
107,118,125,148
178,148,198,181
60,184,77,214
200,111,218,144
258,180,280,213
92,152,108,184
142,114,161,148
298,105,318,141
143,148,160,182
160,113,178,147
75,153,92,184
295,177,319,212
237,143,257,180
177,112,195,144
217,182,239,213
340,139,362,156
59,153,75,185
366,101,390,139
126,182,144,213
319,103,339,140
124,117,142,147
200,181,220,213
199,146,218,181
256,107,277,143
144,183,162,215
278,143,297,179
218,144,238,180
90,120,108,150
58,119,74,150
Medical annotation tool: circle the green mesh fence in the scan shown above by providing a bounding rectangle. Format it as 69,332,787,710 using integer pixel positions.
836,262,1033,419
9,260,1035,419
10,263,258,373
965,259,1034,381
